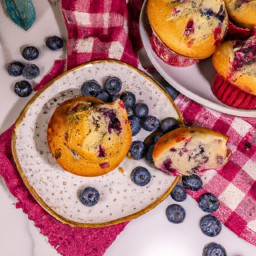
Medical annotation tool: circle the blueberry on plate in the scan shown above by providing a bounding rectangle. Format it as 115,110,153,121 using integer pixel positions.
134,103,149,118
145,144,155,164
198,193,219,213
81,80,101,97
170,184,187,202
96,90,109,102
129,140,147,160
14,80,33,97
22,63,40,79
200,215,222,237
7,61,24,77
166,204,186,224
128,115,141,136
126,107,134,117
141,115,160,132
131,167,151,186
80,187,100,207
160,117,179,133
144,130,164,146
22,46,39,61
120,91,136,108
203,242,227,256
46,36,64,50
182,174,203,191
108,93,120,102
104,77,122,95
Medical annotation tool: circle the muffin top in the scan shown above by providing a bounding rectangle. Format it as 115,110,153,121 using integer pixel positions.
212,36,256,95
147,0,229,59
224,0,256,28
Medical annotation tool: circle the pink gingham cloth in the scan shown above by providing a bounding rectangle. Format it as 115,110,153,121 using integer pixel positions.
0,1,256,256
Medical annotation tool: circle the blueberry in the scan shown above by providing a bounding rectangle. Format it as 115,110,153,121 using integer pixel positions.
22,63,40,79
160,117,179,133
22,46,39,60
96,90,109,102
46,36,64,50
144,130,164,146
182,174,203,191
131,167,151,186
126,107,134,117
200,8,214,18
134,103,149,118
200,215,222,237
81,80,101,97
146,144,154,164
120,91,136,108
14,80,33,97
80,187,100,207
170,184,187,202
108,93,120,102
129,140,147,160
129,115,141,136
203,242,227,256
166,204,186,224
164,84,180,100
104,77,122,95
198,193,219,213
7,61,24,76
141,115,160,132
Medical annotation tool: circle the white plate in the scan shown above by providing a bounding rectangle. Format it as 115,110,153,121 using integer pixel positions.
12,60,182,227
139,0,256,118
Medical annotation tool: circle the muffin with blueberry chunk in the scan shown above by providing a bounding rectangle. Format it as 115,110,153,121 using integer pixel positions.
147,0,229,66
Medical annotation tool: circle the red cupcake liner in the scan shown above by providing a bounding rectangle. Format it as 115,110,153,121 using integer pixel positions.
150,33,199,67
226,21,252,40
212,73,256,110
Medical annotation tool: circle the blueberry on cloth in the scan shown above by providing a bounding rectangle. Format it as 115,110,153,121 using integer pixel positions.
80,187,100,207
141,115,160,132
131,167,151,186
129,140,147,160
145,144,155,164
14,80,33,97
170,184,187,202
203,242,227,256
200,215,222,237
7,61,24,76
96,90,109,102
198,193,219,213
46,36,64,50
22,63,40,79
166,204,186,224
104,77,122,95
134,103,149,118
81,80,101,97
160,117,179,133
129,115,141,136
120,91,136,108
182,174,203,191
22,46,39,60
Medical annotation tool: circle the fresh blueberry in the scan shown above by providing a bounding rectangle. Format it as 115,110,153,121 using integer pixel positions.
108,93,120,102
96,90,109,102
80,187,100,207
131,167,151,186
7,61,24,76
203,242,227,256
134,103,149,118
164,84,180,100
22,46,39,60
104,77,122,95
46,36,64,50
200,215,222,237
120,91,136,108
144,130,164,146
146,144,154,164
198,193,219,213
170,184,187,202
129,115,141,136
160,117,179,133
166,204,186,224
182,174,203,191
22,63,40,79
141,115,160,132
81,80,101,97
129,140,147,160
14,80,33,97
126,107,134,117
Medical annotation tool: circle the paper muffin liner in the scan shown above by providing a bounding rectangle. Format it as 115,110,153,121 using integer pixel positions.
226,21,252,40
212,73,256,110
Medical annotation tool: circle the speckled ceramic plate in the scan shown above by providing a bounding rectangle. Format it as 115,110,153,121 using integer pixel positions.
12,60,183,227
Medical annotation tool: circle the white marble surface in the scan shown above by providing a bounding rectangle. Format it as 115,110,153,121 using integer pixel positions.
1,1,256,256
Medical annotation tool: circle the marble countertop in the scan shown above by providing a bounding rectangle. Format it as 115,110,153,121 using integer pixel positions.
1,1,256,256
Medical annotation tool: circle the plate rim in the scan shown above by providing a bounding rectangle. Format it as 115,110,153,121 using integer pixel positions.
12,59,182,228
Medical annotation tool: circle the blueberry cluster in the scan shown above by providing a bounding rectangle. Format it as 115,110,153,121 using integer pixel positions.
7,36,64,97
166,174,226,255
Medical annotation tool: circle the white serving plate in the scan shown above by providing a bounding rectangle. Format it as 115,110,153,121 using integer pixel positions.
139,0,256,118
